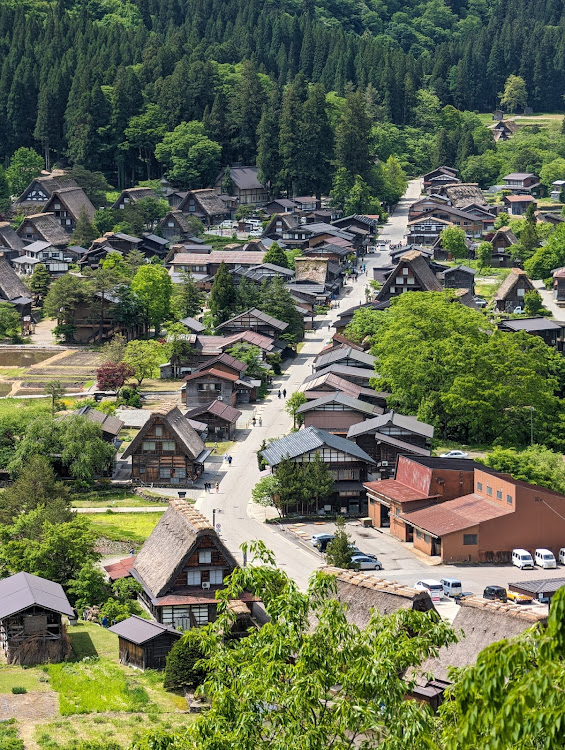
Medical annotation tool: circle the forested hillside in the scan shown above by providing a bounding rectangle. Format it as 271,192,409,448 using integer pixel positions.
0,0,563,189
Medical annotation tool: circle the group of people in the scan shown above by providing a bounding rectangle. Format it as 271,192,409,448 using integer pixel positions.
204,481,220,493
277,388,287,399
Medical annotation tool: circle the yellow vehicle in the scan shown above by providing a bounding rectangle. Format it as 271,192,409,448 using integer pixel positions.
506,589,533,605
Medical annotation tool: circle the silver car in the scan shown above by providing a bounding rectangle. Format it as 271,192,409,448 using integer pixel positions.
351,555,383,571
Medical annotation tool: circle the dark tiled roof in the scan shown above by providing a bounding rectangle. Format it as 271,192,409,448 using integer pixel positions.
0,254,31,301
180,316,205,332
109,615,181,645
500,317,561,332
261,426,375,466
347,411,434,439
216,307,288,332
0,572,74,619
225,166,264,190
296,392,379,416
186,399,242,424
74,405,124,436
314,345,375,370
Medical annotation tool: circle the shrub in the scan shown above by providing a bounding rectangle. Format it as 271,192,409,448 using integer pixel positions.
11,687,27,694
163,630,206,692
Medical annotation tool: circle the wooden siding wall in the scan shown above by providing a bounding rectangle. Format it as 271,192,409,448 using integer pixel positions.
130,416,202,483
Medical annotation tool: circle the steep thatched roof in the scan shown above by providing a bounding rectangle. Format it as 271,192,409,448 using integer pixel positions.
160,210,194,235
132,498,238,598
319,567,436,625
121,404,207,461
45,187,96,222
0,222,25,252
444,183,486,208
18,213,70,246
0,253,32,301
179,190,227,218
420,596,547,680
494,268,535,302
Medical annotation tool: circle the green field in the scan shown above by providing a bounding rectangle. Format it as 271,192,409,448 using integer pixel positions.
88,511,165,543
72,490,168,508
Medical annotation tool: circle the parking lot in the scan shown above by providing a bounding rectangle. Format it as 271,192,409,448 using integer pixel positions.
281,519,565,602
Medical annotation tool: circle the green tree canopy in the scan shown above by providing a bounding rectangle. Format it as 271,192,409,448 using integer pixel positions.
209,262,236,326
500,74,528,113
131,264,172,333
440,225,467,259
155,121,222,187
123,339,167,385
6,147,43,196
325,515,355,569
262,241,288,268
479,444,565,494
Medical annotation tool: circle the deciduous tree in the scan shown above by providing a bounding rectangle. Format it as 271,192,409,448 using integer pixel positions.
155,121,221,187
285,391,307,428
123,339,167,386
440,225,467,259
96,361,135,392
6,147,43,196
131,264,172,334
325,515,354,569
500,74,528,113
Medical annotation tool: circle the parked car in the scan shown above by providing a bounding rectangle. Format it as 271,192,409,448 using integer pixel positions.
512,548,534,570
414,579,444,603
513,306,524,315
534,548,557,569
312,534,335,552
440,577,463,598
439,450,469,459
506,589,533,605
559,547,565,565
351,555,383,571
483,585,507,602
248,230,262,238
473,297,487,308
454,591,475,604
312,533,333,545
219,220,233,229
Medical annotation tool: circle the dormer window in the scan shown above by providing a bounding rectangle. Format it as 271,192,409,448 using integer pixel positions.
199,550,212,564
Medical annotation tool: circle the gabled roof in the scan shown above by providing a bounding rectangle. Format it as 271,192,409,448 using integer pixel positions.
504,173,537,180
504,194,536,203
179,190,227,217
491,226,518,245
222,329,278,352
220,166,264,190
377,251,442,299
440,264,477,277
298,371,365,399
160,210,195,235
185,399,242,424
216,307,288,332
0,254,32,301
74,405,124,436
109,615,181,645
180,316,205,333
170,251,265,267
44,187,96,222
494,268,535,301
407,216,452,227
0,222,25,252
401,493,513,537
18,213,70,246
443,184,486,208
121,405,207,461
261,426,375,466
296,392,379,416
132,498,238,598
313,344,376,370
16,173,77,203
112,187,158,209
347,411,434,439
183,368,239,383
500,317,561,333
312,364,377,383
0,572,74,619
193,352,248,375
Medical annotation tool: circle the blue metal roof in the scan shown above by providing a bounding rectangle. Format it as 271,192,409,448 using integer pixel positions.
261,426,375,466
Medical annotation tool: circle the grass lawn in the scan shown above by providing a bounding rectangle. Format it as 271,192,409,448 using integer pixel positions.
206,440,235,456
296,342,306,353
72,490,167,508
88,511,165,543
0,665,51,693
34,711,193,750
0,720,23,750
68,621,119,661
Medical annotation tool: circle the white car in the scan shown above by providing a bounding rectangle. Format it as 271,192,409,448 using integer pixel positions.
219,220,233,229
440,450,469,459
414,579,444,602
351,555,383,571
513,306,524,315
248,230,262,238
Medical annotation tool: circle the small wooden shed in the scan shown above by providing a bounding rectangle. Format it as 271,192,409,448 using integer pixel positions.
0,572,74,665
109,615,182,670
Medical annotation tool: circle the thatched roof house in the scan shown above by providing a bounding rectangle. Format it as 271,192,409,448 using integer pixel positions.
121,499,253,628
420,596,547,680
494,268,535,312
43,187,96,231
17,212,70,247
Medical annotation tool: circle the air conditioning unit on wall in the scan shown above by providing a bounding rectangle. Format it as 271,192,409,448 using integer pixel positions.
201,582,210,590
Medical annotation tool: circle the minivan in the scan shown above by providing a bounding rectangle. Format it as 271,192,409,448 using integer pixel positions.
483,585,507,602
559,548,565,565
440,578,463,598
535,548,557,569
512,549,534,570
414,579,444,603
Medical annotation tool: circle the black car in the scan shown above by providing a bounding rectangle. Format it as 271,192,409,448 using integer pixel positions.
483,585,507,602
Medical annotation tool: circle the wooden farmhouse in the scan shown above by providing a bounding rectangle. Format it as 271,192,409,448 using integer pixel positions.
17,213,70,248
553,266,565,302
159,210,196,241
121,405,210,485
438,264,476,293
494,268,535,312
0,253,33,319
185,399,242,440
214,165,269,206
109,616,181,671
112,187,159,211
215,307,289,338
376,250,442,302
296,393,382,434
182,353,259,407
0,572,74,665
42,187,96,234
177,189,229,226
106,500,254,628
14,171,77,212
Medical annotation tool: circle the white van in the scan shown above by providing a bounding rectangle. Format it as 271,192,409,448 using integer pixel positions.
414,579,444,603
512,549,534,570
440,578,462,597
559,548,565,565
534,548,557,569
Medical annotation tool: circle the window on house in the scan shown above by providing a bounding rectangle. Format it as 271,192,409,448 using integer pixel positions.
142,441,156,451
199,550,212,564
395,508,400,516
390,287,396,294
403,267,409,275
496,489,502,500
191,605,209,625
160,467,171,479
507,494,513,505
477,482,483,491
198,383,221,391
155,426,163,437
517,288,525,297
139,465,145,474
416,530,422,539
463,534,478,545
187,570,201,586
486,486,492,496
424,534,431,543
162,441,175,451
209,569,223,585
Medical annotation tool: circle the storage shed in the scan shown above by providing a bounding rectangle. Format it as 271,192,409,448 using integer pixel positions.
109,615,182,670
0,572,74,665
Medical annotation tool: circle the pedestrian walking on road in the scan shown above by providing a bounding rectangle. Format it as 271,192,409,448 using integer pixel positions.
258,416,262,426
277,390,281,398
215,482,219,493
283,388,287,398
252,417,256,427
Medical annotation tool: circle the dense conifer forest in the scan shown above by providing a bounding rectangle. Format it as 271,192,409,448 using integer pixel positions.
0,0,563,189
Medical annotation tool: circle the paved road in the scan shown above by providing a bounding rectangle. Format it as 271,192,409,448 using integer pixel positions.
195,180,423,588
533,279,565,322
